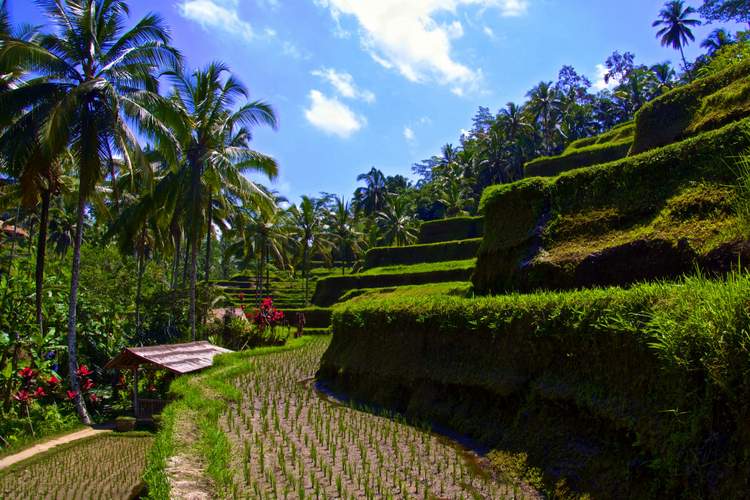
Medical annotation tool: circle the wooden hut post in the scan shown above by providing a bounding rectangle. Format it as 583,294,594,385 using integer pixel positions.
133,367,139,418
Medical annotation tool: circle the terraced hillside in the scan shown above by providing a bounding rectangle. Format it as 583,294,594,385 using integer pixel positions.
311,217,483,307
318,61,750,498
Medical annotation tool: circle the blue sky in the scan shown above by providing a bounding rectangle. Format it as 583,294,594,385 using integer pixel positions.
6,0,744,202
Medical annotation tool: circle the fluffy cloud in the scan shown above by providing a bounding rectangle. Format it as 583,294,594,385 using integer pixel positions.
403,126,415,141
304,90,366,138
311,68,375,103
314,0,529,93
178,0,254,41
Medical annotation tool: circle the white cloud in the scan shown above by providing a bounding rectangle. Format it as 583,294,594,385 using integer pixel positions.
304,90,366,138
311,68,375,103
178,0,254,41
483,26,495,38
592,63,617,91
404,126,415,141
314,0,528,93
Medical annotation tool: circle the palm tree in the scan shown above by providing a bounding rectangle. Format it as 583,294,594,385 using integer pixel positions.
650,62,677,94
376,197,418,247
289,196,331,305
701,28,735,55
653,1,701,78
0,0,179,423
354,167,387,216
156,62,278,340
526,82,562,155
325,196,361,275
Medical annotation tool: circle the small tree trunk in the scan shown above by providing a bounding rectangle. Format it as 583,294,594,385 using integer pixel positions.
135,228,146,339
35,190,51,333
680,46,692,81
304,244,309,306
205,194,212,282
67,189,92,425
189,234,198,342
171,234,181,291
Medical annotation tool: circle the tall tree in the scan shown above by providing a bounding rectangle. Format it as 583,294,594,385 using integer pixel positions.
376,197,418,247
699,0,750,28
0,0,179,423
653,0,702,78
353,167,387,216
289,196,331,305
156,62,278,340
701,28,735,55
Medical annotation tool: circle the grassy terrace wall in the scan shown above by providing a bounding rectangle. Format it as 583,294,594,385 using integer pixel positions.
280,307,332,328
312,261,475,307
474,117,750,295
363,238,481,269
632,60,750,154
524,122,634,178
317,275,750,498
418,216,483,244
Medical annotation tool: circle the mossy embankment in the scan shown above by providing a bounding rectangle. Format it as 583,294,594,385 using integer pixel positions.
317,274,750,498
473,116,750,294
524,122,634,178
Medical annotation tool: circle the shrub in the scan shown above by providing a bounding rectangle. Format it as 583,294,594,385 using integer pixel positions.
363,238,482,269
319,274,750,497
418,216,483,244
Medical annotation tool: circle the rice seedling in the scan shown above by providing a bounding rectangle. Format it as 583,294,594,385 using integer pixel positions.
0,434,153,500
217,336,532,499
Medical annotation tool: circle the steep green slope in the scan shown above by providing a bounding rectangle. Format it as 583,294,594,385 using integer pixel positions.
474,117,750,294
632,60,750,153
318,274,750,498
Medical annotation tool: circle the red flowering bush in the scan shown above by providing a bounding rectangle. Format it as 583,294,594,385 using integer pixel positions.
248,297,285,330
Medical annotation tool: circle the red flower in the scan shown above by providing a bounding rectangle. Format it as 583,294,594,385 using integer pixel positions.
18,367,36,380
33,387,46,398
13,390,30,402
76,365,93,377
88,393,99,403
66,390,78,400
48,375,60,385
82,379,95,391
261,297,273,308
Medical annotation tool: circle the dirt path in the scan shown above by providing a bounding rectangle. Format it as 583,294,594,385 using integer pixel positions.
166,410,214,500
0,426,112,470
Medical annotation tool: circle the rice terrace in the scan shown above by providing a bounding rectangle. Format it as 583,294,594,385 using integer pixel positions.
2,0,750,498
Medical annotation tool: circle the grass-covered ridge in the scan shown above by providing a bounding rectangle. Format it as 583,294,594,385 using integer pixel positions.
474,116,750,294
363,238,481,269
524,122,634,178
312,260,476,307
318,273,750,497
417,216,484,244
632,59,750,154
336,281,473,305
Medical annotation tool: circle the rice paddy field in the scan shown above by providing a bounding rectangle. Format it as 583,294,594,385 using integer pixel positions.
219,336,535,499
0,434,153,499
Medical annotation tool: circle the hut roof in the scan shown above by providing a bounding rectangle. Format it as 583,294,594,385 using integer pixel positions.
105,341,233,374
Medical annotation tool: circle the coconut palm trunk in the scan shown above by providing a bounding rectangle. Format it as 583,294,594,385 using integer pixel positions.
189,233,198,341
205,193,212,282
66,189,92,425
135,228,146,339
35,189,51,332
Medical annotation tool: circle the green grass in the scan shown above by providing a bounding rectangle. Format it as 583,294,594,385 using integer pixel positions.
364,238,481,269
337,281,473,305
418,216,484,244
320,272,750,497
360,259,476,276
